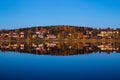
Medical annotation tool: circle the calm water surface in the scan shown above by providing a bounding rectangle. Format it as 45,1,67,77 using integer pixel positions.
0,51,120,80
0,42,120,80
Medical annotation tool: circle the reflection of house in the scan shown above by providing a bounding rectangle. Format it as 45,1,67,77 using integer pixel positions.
10,44,18,49
36,44,44,51
20,44,24,50
98,44,119,51
46,43,56,47
32,43,37,48
0,42,120,55
1,45,9,49
38,44,43,47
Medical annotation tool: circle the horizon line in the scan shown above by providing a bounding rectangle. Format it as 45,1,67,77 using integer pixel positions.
0,25,119,30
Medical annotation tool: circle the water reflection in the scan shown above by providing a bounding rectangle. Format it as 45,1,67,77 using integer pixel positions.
0,42,120,56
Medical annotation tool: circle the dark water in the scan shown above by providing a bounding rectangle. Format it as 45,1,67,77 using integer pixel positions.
0,42,120,80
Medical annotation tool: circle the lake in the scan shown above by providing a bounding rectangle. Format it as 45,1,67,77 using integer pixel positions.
0,42,120,80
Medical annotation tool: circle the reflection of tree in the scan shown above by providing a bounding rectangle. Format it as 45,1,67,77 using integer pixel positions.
0,42,120,56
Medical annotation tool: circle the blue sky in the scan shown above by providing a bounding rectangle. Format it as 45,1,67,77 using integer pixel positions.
0,0,120,29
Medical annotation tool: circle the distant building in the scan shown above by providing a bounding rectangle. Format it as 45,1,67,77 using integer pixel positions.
47,34,56,39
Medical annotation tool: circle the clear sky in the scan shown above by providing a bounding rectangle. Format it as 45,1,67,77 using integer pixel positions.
0,0,120,29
